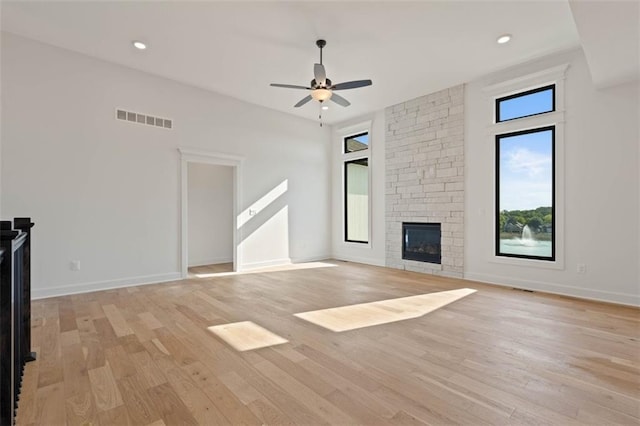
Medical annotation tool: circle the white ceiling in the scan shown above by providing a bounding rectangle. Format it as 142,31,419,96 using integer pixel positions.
1,1,584,124
569,0,640,89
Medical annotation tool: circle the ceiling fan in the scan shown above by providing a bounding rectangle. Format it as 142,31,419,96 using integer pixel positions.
270,39,372,108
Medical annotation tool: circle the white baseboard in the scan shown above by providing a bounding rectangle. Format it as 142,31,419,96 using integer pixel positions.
239,258,292,271
32,272,182,300
464,272,640,307
290,254,332,264
188,257,233,267
331,254,386,267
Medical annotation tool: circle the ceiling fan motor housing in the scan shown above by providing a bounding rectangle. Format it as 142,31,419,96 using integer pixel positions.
311,78,331,89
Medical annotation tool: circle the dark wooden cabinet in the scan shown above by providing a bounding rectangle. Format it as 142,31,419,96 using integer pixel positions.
0,219,36,425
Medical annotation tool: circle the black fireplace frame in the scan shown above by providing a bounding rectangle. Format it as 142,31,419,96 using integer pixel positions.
402,222,441,264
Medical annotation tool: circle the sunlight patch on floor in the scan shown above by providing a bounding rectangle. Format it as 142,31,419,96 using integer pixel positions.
294,288,477,332
207,321,288,351
194,261,337,278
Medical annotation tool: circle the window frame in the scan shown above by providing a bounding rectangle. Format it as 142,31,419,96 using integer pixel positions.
338,122,372,247
343,131,370,154
495,125,556,261
344,157,370,243
495,84,556,123
483,63,568,270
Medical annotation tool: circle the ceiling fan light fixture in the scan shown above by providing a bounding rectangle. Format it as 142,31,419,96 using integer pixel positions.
322,105,329,110
311,88,332,102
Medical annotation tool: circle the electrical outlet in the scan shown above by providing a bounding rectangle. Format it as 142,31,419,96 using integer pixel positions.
70,260,81,271
577,263,586,274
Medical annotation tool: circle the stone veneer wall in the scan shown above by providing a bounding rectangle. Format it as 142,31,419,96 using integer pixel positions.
385,85,464,277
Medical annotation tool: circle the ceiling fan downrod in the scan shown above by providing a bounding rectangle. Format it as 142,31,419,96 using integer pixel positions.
316,39,326,65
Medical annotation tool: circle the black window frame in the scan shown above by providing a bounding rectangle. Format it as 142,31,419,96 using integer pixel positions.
495,84,556,123
495,125,556,261
344,157,369,244
343,131,370,154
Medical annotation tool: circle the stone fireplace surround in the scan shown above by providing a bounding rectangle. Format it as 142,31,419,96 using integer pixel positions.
385,85,464,278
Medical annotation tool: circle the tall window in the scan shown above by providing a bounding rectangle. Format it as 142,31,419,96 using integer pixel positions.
343,132,369,243
495,86,556,260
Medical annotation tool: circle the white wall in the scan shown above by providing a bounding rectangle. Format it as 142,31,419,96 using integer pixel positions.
1,33,331,298
331,112,386,266
187,163,233,267
465,49,639,305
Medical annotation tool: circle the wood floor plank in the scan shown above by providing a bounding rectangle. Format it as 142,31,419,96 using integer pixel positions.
94,317,119,349
61,343,90,398
253,358,355,424
129,350,168,389
34,382,66,426
246,397,296,426
104,344,137,380
102,304,134,337
37,318,64,388
87,364,124,412
58,298,78,333
147,382,199,426
16,260,640,426
200,380,263,425
117,374,162,425
138,312,164,330
98,404,131,426
65,391,99,426
80,331,106,370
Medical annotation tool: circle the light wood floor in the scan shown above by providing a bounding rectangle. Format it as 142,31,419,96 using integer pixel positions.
188,263,234,277
17,260,640,425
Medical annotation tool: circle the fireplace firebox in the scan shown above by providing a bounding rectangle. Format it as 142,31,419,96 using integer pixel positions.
402,222,441,264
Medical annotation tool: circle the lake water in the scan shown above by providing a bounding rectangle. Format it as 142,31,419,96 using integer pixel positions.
500,239,552,257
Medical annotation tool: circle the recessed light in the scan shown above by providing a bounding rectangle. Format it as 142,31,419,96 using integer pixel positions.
497,34,512,44
132,40,147,50
322,105,329,110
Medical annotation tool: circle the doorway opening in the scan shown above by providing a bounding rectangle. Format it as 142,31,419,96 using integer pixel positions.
179,148,244,279
187,162,233,276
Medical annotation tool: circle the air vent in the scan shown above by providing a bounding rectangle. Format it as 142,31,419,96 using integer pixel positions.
115,109,172,129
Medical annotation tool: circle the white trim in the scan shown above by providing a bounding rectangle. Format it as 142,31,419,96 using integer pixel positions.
178,147,244,164
486,65,568,271
465,272,640,307
240,256,333,270
486,110,565,135
188,257,233,268
332,254,385,267
336,120,373,141
179,147,244,278
290,254,332,264
241,258,292,271
32,272,182,300
483,64,570,94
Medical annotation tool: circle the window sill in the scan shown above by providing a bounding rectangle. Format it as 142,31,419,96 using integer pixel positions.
489,254,564,270
341,241,372,250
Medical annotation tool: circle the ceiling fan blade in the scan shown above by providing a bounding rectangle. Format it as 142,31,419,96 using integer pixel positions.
314,63,326,86
331,79,372,90
270,83,311,90
294,95,313,108
330,93,351,107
